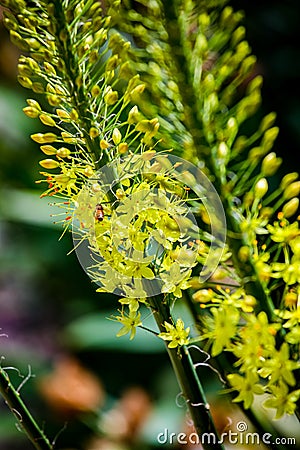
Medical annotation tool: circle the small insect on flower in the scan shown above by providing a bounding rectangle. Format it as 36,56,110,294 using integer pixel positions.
94,203,104,222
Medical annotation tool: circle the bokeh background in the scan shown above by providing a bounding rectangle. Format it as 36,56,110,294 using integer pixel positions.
0,1,300,449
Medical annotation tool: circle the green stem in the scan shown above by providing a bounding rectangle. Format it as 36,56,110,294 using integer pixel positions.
0,367,53,450
149,296,224,450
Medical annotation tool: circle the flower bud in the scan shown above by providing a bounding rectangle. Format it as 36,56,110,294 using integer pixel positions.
17,76,33,89
280,172,299,190
128,105,140,124
118,143,128,154
84,166,94,177
56,109,70,120
39,159,60,169
39,113,56,127
282,198,299,218
254,178,268,199
40,145,57,155
23,106,40,118
31,133,57,143
261,152,282,176
259,112,276,133
100,139,110,149
283,181,300,200
57,147,71,158
192,289,214,303
238,245,250,262
112,128,122,145
89,127,99,139
104,89,118,105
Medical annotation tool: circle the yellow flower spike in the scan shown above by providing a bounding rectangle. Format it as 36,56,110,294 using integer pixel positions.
40,145,57,155
118,143,128,154
39,159,60,169
57,147,71,158
283,198,299,218
112,128,122,145
39,113,56,127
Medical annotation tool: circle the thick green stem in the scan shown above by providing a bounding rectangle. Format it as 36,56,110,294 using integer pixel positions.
149,296,224,450
0,368,53,450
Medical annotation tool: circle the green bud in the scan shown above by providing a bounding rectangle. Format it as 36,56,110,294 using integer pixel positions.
106,54,120,71
231,26,246,46
89,127,99,139
259,112,277,133
282,198,299,218
261,152,282,176
44,62,56,76
112,128,122,145
17,76,33,89
283,181,300,200
254,178,268,199
104,89,118,105
128,105,140,124
280,172,299,190
261,127,279,153
32,83,44,93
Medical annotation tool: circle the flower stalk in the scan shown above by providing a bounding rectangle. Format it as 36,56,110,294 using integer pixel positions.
149,296,224,450
0,367,53,450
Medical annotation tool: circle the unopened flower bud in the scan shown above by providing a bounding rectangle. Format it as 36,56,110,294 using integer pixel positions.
89,127,99,139
118,143,128,154
261,152,282,176
39,159,60,169
100,139,110,150
128,105,140,124
192,289,214,303
238,245,250,262
254,178,268,199
56,109,70,120
57,147,71,158
282,198,299,218
39,113,56,127
280,172,299,190
112,128,122,145
40,145,57,155
283,181,300,200
23,106,40,118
